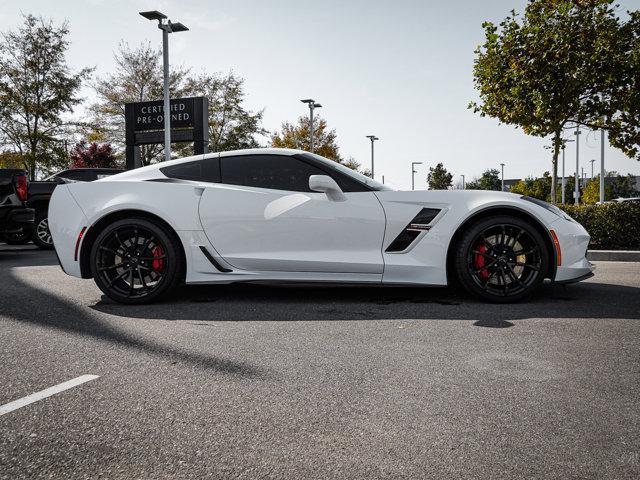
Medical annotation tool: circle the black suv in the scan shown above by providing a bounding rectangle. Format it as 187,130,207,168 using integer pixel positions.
0,169,34,242
6,168,122,248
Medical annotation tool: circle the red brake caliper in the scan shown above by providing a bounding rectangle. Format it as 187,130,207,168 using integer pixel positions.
474,244,490,281
152,245,165,272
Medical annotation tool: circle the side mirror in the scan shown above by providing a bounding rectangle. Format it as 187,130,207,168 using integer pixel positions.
309,175,346,202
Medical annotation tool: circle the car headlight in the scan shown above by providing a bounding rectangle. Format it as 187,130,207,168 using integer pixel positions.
520,196,575,222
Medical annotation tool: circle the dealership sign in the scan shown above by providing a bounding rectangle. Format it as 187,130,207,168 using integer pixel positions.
124,96,209,169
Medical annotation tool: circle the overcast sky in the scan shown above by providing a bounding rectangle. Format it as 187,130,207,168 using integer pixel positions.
4,0,639,189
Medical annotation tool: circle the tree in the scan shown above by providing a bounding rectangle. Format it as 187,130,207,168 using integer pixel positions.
0,151,25,169
0,15,91,177
611,173,639,198
271,116,342,162
509,172,553,200
582,175,614,204
470,0,632,204
68,141,117,169
185,72,267,152
466,169,501,191
608,11,640,160
427,163,453,189
91,42,192,166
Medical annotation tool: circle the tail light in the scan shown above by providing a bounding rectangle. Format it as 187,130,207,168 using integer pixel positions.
15,174,28,202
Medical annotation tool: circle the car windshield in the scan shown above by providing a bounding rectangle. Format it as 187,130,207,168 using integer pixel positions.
300,152,394,191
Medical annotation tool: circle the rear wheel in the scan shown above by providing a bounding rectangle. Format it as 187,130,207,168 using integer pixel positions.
454,216,549,303
90,217,184,304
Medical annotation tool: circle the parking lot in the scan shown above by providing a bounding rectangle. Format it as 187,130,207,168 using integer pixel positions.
1,246,639,479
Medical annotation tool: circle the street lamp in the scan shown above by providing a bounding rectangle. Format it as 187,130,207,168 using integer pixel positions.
590,159,596,179
139,10,189,163
411,162,422,190
366,135,379,179
500,163,505,192
461,174,465,190
301,99,321,153
561,138,574,205
574,126,581,204
600,129,606,204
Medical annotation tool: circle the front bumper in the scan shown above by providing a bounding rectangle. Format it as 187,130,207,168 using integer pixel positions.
550,217,595,283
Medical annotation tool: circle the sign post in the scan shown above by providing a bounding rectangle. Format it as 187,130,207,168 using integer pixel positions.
125,96,208,170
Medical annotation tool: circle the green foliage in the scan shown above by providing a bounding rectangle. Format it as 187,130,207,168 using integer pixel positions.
427,163,453,190
509,172,552,200
0,151,25,169
466,169,501,191
271,116,342,162
560,202,640,249
186,72,267,152
0,14,92,177
581,175,614,204
470,0,636,203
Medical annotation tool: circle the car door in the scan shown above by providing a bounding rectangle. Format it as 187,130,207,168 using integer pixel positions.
198,154,386,274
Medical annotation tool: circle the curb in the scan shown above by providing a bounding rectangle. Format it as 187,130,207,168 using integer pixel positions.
587,250,640,262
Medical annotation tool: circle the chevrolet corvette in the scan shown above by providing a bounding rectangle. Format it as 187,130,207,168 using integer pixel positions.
49,148,594,304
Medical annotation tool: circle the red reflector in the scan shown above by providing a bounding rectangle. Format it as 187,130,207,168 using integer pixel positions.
15,174,28,202
550,229,561,266
74,227,87,261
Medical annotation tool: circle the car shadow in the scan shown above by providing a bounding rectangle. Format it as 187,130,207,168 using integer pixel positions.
90,280,640,323
0,246,58,267
3,268,271,379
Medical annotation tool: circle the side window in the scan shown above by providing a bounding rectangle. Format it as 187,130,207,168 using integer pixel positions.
160,158,220,183
220,155,326,192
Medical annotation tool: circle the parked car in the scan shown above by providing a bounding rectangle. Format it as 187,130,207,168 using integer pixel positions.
49,148,593,305
23,168,123,248
0,169,34,243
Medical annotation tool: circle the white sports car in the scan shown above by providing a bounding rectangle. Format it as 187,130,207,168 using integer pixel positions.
49,148,594,304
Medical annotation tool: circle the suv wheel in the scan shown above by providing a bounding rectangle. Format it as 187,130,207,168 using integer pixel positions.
32,211,54,249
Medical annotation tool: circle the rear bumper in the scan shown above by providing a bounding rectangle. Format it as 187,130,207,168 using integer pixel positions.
0,207,35,233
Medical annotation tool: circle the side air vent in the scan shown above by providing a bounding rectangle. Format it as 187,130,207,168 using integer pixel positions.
385,208,441,253
199,246,232,272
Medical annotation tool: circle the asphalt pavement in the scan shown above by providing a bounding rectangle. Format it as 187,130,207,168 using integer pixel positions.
1,246,639,479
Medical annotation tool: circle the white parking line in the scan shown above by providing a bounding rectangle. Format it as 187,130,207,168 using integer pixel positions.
0,375,100,416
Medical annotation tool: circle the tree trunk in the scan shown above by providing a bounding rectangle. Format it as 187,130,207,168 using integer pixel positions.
550,131,561,205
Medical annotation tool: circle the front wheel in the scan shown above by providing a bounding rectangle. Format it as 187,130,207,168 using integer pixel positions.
454,216,549,303
90,217,184,304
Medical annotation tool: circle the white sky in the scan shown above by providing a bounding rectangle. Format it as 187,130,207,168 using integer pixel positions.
3,0,640,189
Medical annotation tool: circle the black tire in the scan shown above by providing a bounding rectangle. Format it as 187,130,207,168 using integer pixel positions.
90,217,184,304
454,215,549,303
31,210,54,249
2,228,32,245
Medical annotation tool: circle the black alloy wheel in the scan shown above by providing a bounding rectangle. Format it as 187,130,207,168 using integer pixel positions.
90,217,183,304
455,215,549,302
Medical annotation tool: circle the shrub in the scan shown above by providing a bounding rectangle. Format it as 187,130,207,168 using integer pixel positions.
560,202,640,250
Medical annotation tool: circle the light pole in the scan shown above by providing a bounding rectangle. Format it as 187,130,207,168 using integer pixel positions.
366,135,379,179
500,163,505,191
140,11,189,163
301,99,321,153
461,175,465,190
574,126,581,204
561,139,574,205
590,159,596,179
411,162,422,190
600,129,606,203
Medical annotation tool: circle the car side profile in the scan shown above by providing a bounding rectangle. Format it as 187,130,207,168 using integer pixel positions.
49,148,594,304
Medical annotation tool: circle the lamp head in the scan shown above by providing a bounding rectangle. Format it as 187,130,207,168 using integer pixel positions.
139,10,167,21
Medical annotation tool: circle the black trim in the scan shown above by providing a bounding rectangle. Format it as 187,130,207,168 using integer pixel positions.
199,246,232,272
385,208,441,252
553,271,594,284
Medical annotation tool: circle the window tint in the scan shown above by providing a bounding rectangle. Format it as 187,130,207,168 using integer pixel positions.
220,155,327,192
160,158,220,183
